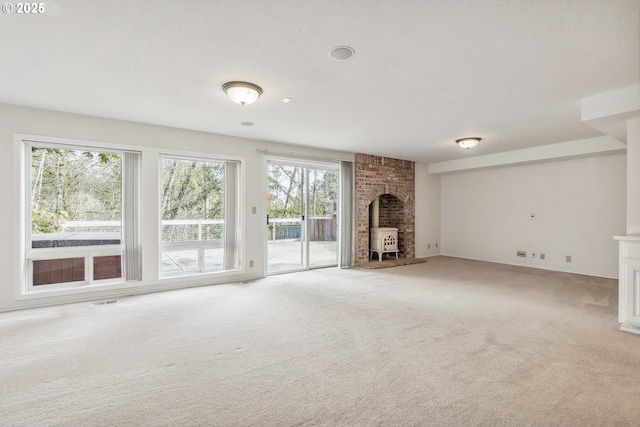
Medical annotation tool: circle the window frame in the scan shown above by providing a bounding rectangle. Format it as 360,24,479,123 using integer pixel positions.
159,153,242,277
27,246,123,291
22,139,132,292
14,134,246,301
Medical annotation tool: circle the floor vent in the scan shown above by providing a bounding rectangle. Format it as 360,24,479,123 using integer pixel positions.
91,299,119,306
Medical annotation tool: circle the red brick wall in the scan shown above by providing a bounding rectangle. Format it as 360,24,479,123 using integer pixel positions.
355,153,415,264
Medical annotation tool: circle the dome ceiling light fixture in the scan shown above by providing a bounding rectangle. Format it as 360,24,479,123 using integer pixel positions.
222,81,263,106
455,137,481,149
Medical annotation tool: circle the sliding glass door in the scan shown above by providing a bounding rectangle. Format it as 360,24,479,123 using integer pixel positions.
307,167,338,268
267,163,304,273
267,161,338,274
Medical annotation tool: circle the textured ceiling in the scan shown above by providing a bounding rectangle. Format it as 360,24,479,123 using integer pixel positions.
0,0,638,163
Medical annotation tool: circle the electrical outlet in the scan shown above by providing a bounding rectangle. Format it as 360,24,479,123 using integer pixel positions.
252,206,257,214
540,253,545,260
517,251,526,257
565,256,572,262
249,260,254,268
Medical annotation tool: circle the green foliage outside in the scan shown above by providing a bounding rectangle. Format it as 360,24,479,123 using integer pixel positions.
30,146,338,243
267,165,337,219
31,208,69,233
30,147,231,243
161,158,226,242
30,147,122,234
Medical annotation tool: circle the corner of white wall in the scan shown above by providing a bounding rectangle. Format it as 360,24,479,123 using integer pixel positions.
415,163,441,258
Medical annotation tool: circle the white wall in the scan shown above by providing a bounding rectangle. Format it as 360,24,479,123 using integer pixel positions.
1,103,354,311
415,163,441,257
627,116,640,234
440,154,626,278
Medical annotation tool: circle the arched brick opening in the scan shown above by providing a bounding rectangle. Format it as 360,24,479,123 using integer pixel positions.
354,154,415,265
368,194,408,257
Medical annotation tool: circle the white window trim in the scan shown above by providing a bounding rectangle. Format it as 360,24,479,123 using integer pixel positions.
27,245,123,290
22,139,130,293
14,133,246,301
158,154,242,277
263,156,340,276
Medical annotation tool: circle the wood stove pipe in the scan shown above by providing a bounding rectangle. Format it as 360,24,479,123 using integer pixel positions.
371,196,379,228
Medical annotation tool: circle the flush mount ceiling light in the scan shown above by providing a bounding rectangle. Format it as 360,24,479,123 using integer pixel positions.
456,137,481,149
222,81,263,106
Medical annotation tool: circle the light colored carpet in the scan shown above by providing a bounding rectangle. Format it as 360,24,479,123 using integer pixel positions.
1,256,639,427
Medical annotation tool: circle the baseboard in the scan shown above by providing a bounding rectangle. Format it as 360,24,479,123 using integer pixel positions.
620,322,640,335
439,253,618,279
0,273,265,313
418,253,441,258
414,251,441,258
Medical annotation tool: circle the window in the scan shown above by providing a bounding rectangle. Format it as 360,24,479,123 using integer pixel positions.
24,140,140,290
160,156,240,276
18,135,243,298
